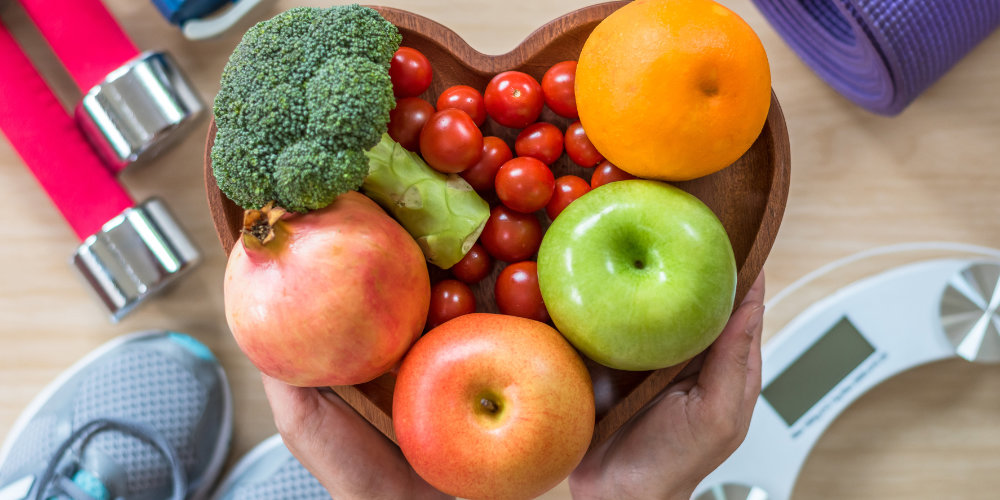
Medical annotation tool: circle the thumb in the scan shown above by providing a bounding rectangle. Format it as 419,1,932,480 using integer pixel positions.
696,273,765,408
697,302,762,405
260,375,414,497
261,374,327,443
261,374,389,458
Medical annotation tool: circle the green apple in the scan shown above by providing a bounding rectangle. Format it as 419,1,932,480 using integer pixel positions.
537,180,736,370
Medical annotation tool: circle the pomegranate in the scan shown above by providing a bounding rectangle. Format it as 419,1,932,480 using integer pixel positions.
224,192,430,386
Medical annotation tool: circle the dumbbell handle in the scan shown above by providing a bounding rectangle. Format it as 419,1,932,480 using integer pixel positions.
15,0,140,93
0,23,132,240
15,0,204,174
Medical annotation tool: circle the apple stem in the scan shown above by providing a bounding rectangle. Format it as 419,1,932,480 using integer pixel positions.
480,397,499,414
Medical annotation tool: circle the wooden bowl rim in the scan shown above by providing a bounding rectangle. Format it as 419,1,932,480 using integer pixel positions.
371,2,628,73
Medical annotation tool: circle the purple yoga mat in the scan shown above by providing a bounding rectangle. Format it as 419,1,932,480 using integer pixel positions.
752,0,1000,115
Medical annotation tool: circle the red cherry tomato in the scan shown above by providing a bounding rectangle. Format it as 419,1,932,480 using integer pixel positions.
495,261,549,322
591,160,638,188
450,243,492,284
436,85,487,126
460,136,513,192
390,47,433,98
387,97,435,152
546,175,591,220
484,71,543,129
495,157,555,214
480,205,543,262
541,61,578,119
514,122,564,165
427,279,476,329
564,121,603,167
419,109,484,173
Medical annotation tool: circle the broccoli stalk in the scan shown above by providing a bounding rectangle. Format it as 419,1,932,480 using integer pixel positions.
363,134,490,269
211,5,400,213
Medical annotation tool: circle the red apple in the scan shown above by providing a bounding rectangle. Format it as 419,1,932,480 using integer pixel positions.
393,313,594,500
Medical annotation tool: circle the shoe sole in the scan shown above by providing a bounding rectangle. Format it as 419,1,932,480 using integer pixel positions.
0,330,233,500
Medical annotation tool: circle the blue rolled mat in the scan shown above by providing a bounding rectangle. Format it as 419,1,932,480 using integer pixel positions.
752,0,1000,115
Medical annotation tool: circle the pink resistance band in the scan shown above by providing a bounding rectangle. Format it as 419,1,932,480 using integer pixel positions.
0,23,134,240
15,0,140,92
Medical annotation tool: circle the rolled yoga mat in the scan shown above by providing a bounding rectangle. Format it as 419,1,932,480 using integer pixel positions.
752,0,1000,115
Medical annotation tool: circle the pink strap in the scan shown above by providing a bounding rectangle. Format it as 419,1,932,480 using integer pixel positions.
0,23,134,241
15,0,140,92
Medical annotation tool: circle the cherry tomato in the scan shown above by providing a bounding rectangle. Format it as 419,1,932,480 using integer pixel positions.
450,243,492,284
541,61,578,119
390,47,433,98
436,85,487,126
514,122,564,165
564,121,603,167
387,97,435,152
495,157,555,214
480,205,543,262
419,109,484,173
427,279,476,329
546,175,591,220
484,71,543,129
460,136,513,192
591,160,638,188
495,261,549,322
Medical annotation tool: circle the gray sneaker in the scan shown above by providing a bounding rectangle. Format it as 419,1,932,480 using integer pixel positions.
0,330,232,500
210,435,329,500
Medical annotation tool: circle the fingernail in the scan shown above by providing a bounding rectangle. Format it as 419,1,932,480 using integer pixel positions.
745,305,764,337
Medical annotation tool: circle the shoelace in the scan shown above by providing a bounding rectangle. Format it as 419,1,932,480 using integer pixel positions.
29,418,187,500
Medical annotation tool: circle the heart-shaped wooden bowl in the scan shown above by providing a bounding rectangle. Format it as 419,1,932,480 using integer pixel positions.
205,1,790,448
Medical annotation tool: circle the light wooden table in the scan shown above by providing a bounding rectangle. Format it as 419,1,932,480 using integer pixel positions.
1,1,998,498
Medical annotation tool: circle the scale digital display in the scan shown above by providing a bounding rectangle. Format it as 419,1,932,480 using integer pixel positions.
762,317,876,427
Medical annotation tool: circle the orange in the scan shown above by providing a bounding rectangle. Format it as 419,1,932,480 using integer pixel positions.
576,0,771,181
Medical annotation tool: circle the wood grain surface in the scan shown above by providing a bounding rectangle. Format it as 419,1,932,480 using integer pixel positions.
203,1,790,449
2,1,999,499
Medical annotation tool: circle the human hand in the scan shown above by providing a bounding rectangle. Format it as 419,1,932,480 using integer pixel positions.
262,376,453,500
569,273,765,500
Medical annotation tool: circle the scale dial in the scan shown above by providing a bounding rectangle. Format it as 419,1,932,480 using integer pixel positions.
940,262,1000,363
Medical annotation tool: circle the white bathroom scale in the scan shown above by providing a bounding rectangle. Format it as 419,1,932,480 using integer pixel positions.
693,245,1000,500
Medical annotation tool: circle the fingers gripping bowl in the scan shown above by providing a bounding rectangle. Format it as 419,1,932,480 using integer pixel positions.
205,0,789,454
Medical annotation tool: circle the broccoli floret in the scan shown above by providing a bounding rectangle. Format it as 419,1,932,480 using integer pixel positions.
212,5,400,213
